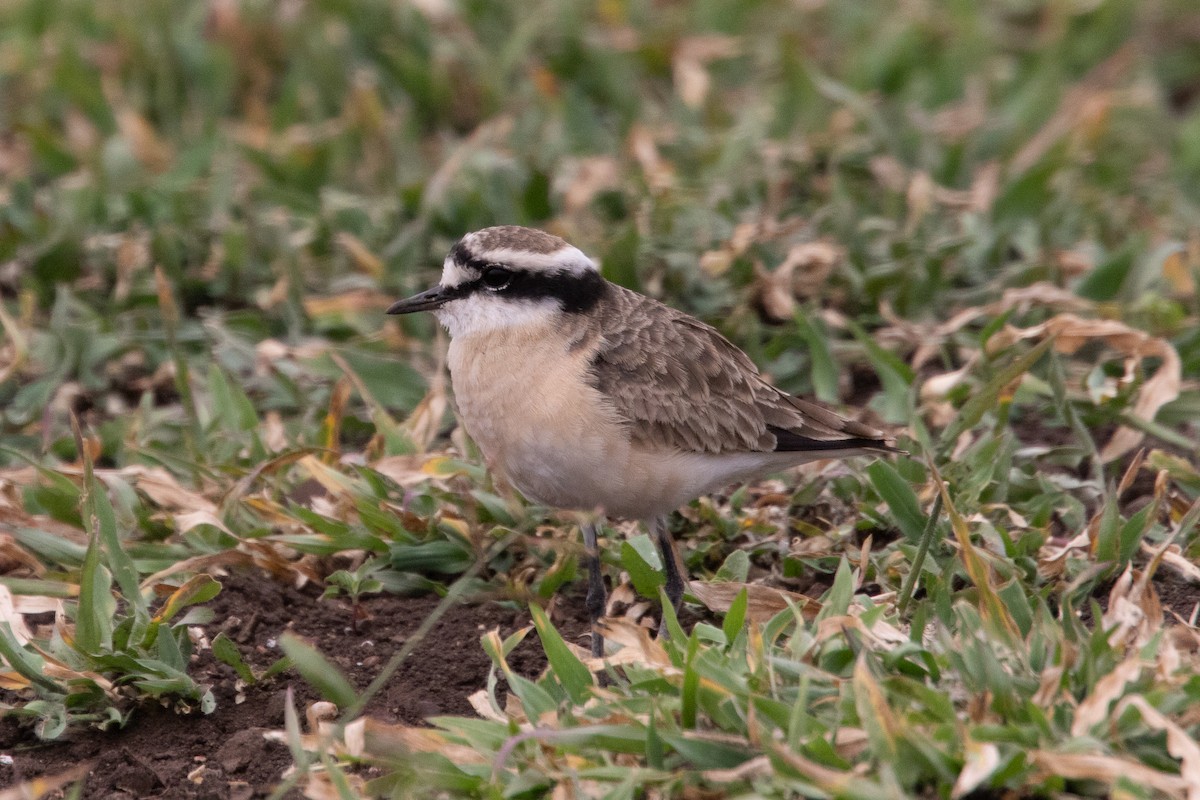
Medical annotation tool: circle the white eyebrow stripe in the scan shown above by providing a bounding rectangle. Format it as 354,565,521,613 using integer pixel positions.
468,245,598,275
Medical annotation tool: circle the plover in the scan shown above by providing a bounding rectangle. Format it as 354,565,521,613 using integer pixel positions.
388,226,895,657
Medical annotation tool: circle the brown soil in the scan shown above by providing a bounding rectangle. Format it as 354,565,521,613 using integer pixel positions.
0,572,589,799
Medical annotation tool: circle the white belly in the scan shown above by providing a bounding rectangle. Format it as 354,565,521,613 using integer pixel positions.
446,328,809,520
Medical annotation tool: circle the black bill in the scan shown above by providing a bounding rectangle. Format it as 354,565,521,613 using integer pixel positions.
385,285,451,314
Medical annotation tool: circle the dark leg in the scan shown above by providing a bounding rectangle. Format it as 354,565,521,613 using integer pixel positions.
582,522,606,658
651,515,685,638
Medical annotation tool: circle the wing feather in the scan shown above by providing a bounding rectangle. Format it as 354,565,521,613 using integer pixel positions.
588,286,892,455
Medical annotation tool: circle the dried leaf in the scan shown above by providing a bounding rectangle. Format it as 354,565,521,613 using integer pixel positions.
1102,565,1163,647
400,377,449,454
559,156,620,213
591,618,673,670
115,108,173,171
672,35,739,108
687,580,821,623
108,465,216,513
0,584,31,645
1029,750,1189,797
628,124,673,192
1149,543,1200,584
1001,314,1181,462
702,755,773,783
1072,655,1142,736
1115,697,1200,800
175,510,235,537
752,241,842,323
952,739,1000,798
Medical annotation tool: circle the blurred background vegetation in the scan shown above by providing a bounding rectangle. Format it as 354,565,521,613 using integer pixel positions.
2,0,1199,464
4,1,1200,795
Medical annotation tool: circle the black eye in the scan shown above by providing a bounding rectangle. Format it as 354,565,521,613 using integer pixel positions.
481,266,513,290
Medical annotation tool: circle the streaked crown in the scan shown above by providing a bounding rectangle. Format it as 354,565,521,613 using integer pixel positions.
441,226,598,287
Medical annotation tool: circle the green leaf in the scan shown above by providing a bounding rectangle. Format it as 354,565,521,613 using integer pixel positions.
528,602,593,704
866,461,926,544
503,671,558,720
722,587,749,645
389,540,472,575
681,633,700,729
794,311,839,403
207,363,260,432
713,549,750,583
621,535,664,597
260,656,293,682
0,578,77,598
32,701,68,740
646,708,665,770
152,574,221,625
819,558,855,619
1118,503,1156,566
1094,497,1120,565
94,481,146,618
212,633,257,684
11,526,87,567
847,319,913,422
0,622,64,694
75,534,114,654
279,632,358,709
659,733,753,769
156,625,186,671
1075,244,1135,301
537,552,577,600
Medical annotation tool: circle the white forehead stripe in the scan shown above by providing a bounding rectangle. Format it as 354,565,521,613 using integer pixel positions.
441,256,469,287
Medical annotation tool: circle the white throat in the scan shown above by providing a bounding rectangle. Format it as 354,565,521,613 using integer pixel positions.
434,293,559,338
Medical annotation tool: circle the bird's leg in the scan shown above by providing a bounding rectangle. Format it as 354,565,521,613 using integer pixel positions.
582,521,606,659
651,514,685,639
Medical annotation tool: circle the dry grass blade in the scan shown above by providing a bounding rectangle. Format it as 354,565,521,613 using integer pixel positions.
1009,43,1135,175
931,464,1022,642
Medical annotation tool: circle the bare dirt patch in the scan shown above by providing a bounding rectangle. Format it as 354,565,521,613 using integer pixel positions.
0,572,588,799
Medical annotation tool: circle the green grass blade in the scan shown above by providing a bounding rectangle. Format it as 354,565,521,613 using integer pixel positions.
940,336,1055,451
279,632,358,710
722,587,749,646
866,461,926,544
528,601,593,704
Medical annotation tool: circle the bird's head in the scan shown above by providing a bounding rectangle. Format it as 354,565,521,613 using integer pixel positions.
386,226,605,337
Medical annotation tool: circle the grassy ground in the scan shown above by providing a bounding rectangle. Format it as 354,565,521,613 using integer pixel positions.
3,0,1200,797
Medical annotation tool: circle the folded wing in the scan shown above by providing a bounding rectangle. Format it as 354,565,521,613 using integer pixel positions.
588,286,893,455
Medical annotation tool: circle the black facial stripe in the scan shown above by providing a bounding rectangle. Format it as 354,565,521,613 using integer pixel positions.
502,269,607,313
447,245,607,314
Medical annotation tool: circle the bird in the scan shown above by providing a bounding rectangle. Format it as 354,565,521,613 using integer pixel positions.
387,226,896,659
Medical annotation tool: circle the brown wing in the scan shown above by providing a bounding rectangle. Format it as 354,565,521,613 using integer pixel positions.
588,285,891,455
